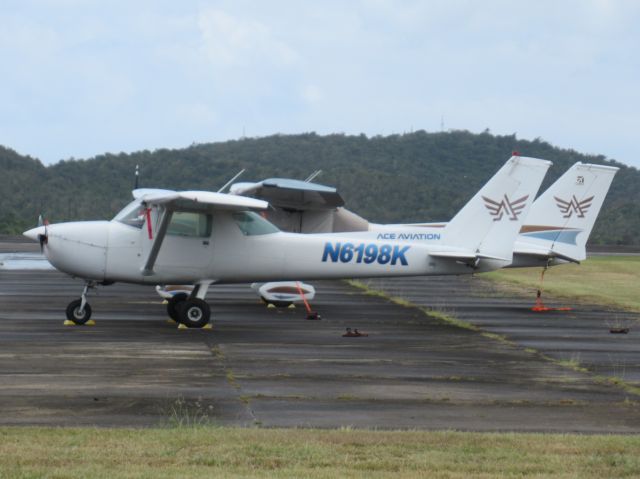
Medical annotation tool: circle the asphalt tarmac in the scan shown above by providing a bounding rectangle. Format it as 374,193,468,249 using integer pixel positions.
1,240,639,432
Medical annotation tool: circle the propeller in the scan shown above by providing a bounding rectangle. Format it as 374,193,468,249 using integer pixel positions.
37,214,49,252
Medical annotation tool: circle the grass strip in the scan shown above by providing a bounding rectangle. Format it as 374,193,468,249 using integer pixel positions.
1,427,640,478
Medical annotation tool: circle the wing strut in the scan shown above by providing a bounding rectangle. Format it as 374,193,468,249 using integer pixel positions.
142,208,173,276
304,170,322,182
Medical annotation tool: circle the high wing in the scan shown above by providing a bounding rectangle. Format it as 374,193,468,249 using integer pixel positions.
230,178,350,233
230,178,344,210
134,189,268,276
134,189,268,213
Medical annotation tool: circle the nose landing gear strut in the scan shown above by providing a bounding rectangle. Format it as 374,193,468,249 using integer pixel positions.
65,282,95,326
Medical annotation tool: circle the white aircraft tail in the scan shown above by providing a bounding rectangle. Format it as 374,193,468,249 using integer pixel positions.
442,156,552,262
517,162,618,262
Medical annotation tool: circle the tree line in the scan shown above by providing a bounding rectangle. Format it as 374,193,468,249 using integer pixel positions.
1,130,638,244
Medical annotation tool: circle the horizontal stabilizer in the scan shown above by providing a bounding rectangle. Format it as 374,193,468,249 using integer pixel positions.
514,244,580,264
429,251,511,269
428,251,478,260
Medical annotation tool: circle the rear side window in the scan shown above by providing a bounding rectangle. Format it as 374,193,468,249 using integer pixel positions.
233,211,279,236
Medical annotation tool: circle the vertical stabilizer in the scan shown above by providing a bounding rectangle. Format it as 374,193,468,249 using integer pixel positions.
516,162,618,261
443,156,552,261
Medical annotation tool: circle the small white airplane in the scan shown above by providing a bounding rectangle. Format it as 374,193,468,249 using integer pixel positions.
24,155,551,328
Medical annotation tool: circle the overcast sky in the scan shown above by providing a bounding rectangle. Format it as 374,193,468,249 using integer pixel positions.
1,0,639,167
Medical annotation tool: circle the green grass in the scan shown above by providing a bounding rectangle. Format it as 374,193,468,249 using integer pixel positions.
484,256,640,312
1,427,640,478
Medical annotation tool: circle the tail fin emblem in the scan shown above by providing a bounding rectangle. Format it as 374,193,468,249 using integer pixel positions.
482,194,529,221
554,195,594,218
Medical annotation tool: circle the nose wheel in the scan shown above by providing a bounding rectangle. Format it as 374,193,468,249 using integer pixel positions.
65,282,94,325
66,299,92,324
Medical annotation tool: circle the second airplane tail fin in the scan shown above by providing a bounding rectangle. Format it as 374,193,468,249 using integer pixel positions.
516,162,619,262
441,156,552,264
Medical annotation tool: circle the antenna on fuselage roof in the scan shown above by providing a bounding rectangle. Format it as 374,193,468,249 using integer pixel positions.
217,169,246,193
304,170,322,182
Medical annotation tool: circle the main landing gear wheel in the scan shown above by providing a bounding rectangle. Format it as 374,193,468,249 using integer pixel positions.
177,298,211,328
167,293,189,322
65,299,92,325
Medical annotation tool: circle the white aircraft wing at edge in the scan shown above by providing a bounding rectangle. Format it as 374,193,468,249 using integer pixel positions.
134,189,268,212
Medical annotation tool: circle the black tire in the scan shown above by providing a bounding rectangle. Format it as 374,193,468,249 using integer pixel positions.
167,293,189,322
177,298,211,328
65,299,92,325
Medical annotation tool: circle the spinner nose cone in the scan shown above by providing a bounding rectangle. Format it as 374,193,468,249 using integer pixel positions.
24,226,46,241
37,221,110,280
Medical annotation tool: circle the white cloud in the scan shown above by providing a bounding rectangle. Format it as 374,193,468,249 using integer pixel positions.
197,8,297,69
0,14,62,69
300,84,323,105
176,103,218,126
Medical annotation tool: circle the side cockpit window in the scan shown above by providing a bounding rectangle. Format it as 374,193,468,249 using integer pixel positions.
115,201,212,238
167,212,212,238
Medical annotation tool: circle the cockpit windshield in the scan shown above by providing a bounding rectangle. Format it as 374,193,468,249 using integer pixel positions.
233,211,279,236
113,200,146,229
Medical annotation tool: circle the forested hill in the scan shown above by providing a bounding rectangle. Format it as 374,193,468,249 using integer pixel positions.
1,130,638,244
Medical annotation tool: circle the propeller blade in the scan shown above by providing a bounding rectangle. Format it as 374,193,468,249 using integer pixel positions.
38,216,49,252
38,234,47,252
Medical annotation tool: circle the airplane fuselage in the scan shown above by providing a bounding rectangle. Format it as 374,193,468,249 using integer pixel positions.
38,213,506,286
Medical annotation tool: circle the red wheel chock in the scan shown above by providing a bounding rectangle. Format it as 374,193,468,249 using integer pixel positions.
296,281,321,320
531,289,572,312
